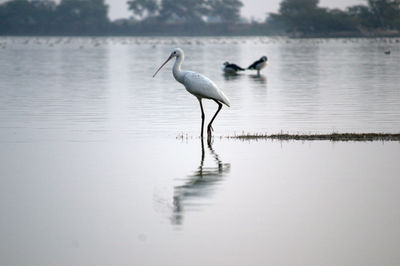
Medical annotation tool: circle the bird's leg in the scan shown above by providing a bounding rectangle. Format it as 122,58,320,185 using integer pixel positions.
198,98,205,138
207,100,223,140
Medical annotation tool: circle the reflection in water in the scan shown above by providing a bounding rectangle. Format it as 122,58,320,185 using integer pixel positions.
222,72,243,81
172,139,230,225
248,74,267,86
223,72,268,87
222,71,267,86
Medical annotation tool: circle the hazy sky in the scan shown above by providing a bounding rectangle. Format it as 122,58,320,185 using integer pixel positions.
107,0,365,20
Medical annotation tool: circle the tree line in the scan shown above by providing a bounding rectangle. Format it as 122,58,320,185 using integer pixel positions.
0,0,109,34
127,0,242,23
0,0,399,36
269,0,400,36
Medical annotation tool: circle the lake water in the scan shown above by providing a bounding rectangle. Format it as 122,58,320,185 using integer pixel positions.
0,37,399,265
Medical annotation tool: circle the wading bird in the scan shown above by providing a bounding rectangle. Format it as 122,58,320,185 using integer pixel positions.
153,48,230,140
221,61,245,73
247,56,268,75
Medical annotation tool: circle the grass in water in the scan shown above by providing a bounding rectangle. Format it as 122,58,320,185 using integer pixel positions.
228,132,400,141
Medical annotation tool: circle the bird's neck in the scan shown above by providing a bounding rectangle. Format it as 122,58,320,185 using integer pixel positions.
173,55,185,84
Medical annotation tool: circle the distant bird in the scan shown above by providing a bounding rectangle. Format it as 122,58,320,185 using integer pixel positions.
221,61,245,73
247,56,268,75
153,48,230,140
384,49,391,55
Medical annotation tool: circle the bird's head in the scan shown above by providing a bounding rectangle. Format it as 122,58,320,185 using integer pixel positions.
223,61,230,66
153,48,184,78
171,48,183,59
261,56,268,62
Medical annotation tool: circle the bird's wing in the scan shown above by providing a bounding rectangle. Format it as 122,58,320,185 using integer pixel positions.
183,72,230,107
247,59,261,69
229,63,245,71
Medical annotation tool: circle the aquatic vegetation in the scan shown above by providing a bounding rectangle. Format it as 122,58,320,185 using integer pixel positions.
228,132,400,142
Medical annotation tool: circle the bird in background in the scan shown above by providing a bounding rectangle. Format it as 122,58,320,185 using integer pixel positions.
153,48,230,141
221,61,245,73
247,56,268,75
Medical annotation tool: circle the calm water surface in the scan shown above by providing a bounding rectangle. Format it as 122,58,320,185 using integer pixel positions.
0,37,399,265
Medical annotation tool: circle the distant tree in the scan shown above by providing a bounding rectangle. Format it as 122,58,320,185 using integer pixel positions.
127,0,160,20
30,0,58,31
347,5,377,28
345,1,400,30
126,0,243,24
56,0,109,33
0,0,33,33
0,0,57,34
367,0,400,29
158,0,209,23
206,0,243,23
276,0,323,33
268,0,359,34
321,9,358,32
279,0,319,15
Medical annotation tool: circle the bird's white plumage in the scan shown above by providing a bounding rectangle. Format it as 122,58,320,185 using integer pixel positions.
152,47,230,138
255,61,268,71
182,71,230,107
221,65,236,74
248,56,268,75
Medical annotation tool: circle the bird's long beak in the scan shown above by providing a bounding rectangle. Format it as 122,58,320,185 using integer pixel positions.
153,54,173,78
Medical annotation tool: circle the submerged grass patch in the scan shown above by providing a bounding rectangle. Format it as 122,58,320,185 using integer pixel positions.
228,132,400,142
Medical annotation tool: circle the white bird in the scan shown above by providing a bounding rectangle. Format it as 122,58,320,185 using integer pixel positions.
153,48,230,140
247,56,268,75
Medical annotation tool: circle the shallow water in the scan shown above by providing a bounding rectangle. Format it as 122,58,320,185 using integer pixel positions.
0,37,399,265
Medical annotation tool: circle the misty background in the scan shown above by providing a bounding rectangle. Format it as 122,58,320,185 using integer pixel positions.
0,0,399,36
104,0,364,21
0,0,365,20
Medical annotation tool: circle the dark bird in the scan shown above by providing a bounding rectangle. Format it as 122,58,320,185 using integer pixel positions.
221,61,245,73
384,49,391,55
247,56,268,75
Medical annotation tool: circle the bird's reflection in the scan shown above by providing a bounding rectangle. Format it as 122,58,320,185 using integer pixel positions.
222,72,243,81
172,139,230,225
248,74,267,85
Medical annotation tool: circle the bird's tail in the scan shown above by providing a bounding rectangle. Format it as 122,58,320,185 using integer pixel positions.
219,91,231,107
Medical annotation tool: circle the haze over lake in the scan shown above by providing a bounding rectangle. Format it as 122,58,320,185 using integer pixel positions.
1,37,399,265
